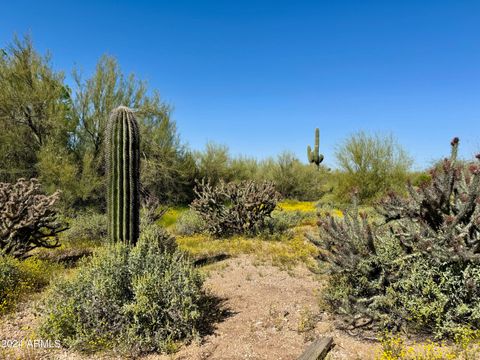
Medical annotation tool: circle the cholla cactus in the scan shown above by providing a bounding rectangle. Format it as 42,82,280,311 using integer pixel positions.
309,139,480,335
191,179,280,237
105,106,140,245
379,137,480,263
306,194,386,329
0,178,67,259
313,195,377,266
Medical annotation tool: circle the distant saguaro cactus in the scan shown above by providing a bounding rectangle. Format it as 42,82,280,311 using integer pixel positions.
307,128,324,168
105,106,140,245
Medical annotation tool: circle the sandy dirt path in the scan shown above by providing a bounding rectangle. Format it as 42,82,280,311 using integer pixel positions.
0,255,378,360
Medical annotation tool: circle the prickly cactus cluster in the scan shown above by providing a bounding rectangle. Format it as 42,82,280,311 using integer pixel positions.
0,178,66,258
310,138,480,337
191,179,280,237
105,106,140,245
379,137,480,262
307,128,324,168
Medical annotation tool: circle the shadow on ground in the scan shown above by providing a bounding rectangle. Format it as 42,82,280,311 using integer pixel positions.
197,291,236,339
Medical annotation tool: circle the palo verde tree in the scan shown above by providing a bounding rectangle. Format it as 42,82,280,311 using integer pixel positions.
0,36,73,183
72,55,195,206
335,131,412,203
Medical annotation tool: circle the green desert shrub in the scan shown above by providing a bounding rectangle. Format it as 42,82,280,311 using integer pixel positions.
40,228,204,354
387,257,480,336
193,145,330,201
0,254,61,313
310,139,480,338
334,131,412,204
257,151,330,201
175,209,205,236
140,224,178,253
0,254,22,313
263,210,312,234
62,211,107,243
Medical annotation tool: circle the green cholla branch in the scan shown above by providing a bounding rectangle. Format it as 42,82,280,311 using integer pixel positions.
105,106,140,245
307,128,324,168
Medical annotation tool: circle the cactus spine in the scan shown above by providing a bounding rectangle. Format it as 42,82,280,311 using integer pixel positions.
106,106,140,245
307,128,324,168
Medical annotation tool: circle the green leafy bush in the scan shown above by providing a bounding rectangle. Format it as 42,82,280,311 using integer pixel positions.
175,209,205,236
0,254,61,313
388,257,480,336
311,139,480,338
140,224,177,253
0,255,22,313
263,210,313,236
40,228,205,354
62,211,107,243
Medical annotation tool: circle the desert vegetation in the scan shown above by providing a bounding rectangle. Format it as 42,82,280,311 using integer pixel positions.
1,35,479,360
308,138,480,358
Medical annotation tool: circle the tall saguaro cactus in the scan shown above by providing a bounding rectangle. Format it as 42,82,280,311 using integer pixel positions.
105,106,140,245
307,128,324,168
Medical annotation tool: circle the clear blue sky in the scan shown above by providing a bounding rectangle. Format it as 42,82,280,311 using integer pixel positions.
1,0,479,170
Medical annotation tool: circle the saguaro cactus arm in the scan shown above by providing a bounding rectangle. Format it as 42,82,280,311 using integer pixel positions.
105,106,140,245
